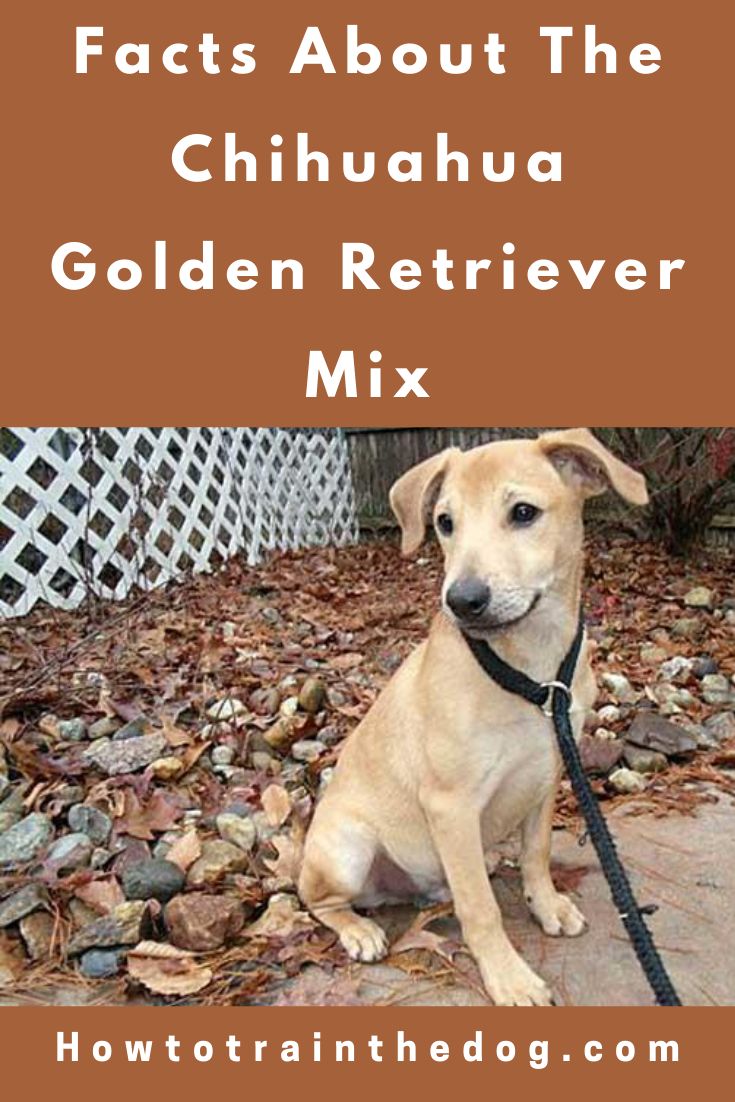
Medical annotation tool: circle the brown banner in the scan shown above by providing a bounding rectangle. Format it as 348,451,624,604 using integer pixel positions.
0,1007,727,1097
4,1,732,424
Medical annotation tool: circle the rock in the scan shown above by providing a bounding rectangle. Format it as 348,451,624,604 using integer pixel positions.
624,713,698,757
658,657,693,683
0,942,22,985
251,810,277,844
68,804,112,846
54,784,85,808
597,704,622,725
84,733,166,775
688,725,720,751
684,586,714,609
671,617,703,641
593,727,617,741
252,751,279,773
0,813,53,868
151,756,185,781
279,697,300,722
112,717,149,741
165,894,245,952
58,718,88,742
579,735,624,775
111,838,152,876
640,645,669,666
46,832,93,872
206,698,247,723
0,884,48,928
692,656,719,679
216,813,257,853
290,739,325,763
79,947,127,978
91,847,111,870
67,901,147,955
88,716,120,740
186,840,248,888
654,684,698,710
701,674,735,707
263,717,296,752
622,745,668,774
318,767,335,796
69,899,99,929
19,911,55,961
599,672,638,704
0,776,9,801
298,677,326,714
608,767,647,795
121,858,186,903
211,745,235,767
703,712,735,742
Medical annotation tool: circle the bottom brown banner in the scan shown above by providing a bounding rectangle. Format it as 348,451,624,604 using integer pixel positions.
0,1007,726,1098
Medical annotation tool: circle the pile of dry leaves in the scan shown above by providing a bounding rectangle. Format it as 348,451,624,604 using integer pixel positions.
0,534,733,1004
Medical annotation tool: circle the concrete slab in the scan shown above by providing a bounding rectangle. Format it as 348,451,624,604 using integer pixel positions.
288,792,735,1007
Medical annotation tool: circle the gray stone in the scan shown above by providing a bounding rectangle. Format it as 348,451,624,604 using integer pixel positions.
608,767,647,795
84,733,167,775
87,716,120,740
671,617,703,641
121,858,185,903
211,745,235,767
597,704,622,725
0,813,53,867
684,586,714,609
0,884,48,928
91,847,111,870
658,657,693,683
0,776,9,801
79,947,127,978
67,901,146,955
216,812,257,853
46,832,93,872
112,717,148,741
290,739,325,763
19,911,55,961
692,656,718,679
186,840,248,888
704,712,735,743
599,672,638,704
68,804,112,846
624,712,698,757
622,745,668,774
57,718,88,742
701,675,735,707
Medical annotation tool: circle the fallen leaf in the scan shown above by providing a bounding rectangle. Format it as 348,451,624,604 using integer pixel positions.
263,832,302,883
116,788,184,840
161,716,194,748
75,877,125,915
245,895,315,939
128,940,212,996
166,829,202,872
261,783,291,827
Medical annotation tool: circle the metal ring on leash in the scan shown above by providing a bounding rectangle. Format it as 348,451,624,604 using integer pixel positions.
539,680,573,717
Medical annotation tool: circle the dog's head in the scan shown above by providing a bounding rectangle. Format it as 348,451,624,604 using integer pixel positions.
389,429,648,635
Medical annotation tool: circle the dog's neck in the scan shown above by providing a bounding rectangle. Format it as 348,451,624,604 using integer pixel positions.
451,556,584,684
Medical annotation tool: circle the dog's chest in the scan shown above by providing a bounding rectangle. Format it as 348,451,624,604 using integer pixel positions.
475,712,563,842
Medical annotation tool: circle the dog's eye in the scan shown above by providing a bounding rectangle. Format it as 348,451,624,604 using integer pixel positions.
436,512,454,536
510,502,541,526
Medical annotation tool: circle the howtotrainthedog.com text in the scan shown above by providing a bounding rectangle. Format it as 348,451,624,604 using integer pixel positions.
56,1030,678,1069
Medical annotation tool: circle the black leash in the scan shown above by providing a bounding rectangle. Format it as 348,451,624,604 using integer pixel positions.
463,611,682,1007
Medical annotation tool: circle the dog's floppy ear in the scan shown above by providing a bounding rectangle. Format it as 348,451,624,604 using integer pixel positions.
539,428,648,505
390,448,458,555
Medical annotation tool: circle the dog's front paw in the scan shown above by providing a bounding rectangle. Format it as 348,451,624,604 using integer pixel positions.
339,915,389,962
483,957,553,1006
529,891,587,938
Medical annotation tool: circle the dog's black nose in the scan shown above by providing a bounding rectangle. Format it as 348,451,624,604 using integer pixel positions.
446,577,490,620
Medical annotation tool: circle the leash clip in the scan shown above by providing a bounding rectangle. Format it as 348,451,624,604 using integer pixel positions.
539,680,573,717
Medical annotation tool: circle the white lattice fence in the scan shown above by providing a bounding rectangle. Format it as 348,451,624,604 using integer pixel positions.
0,428,358,618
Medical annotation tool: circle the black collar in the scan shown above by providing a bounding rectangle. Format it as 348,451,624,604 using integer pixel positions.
461,609,585,716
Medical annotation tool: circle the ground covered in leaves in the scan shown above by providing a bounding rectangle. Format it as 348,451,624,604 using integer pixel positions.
0,535,733,1004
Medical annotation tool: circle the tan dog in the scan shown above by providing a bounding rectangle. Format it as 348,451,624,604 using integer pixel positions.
299,429,648,1005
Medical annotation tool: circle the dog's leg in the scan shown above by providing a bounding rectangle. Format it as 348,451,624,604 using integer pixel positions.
520,788,587,937
423,792,552,1005
298,818,388,963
